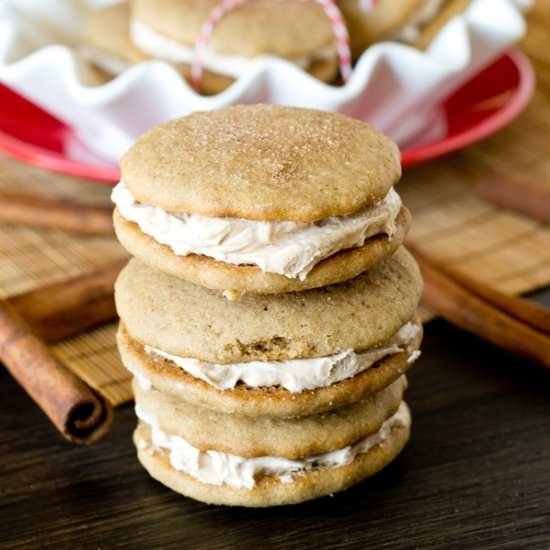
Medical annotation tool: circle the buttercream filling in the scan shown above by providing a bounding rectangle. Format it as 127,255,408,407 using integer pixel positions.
392,0,448,43
111,181,402,280
80,45,130,76
143,321,420,393
136,401,410,489
130,21,336,79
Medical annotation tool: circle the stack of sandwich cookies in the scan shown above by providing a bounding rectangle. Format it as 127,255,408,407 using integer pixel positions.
116,253,422,506
112,104,423,507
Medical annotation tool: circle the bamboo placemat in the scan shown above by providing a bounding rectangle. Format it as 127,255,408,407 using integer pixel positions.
0,156,131,406
1,6,549,407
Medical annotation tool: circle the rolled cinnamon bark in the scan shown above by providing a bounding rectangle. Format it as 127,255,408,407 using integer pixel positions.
428,261,550,337
0,190,114,235
414,251,550,371
0,300,113,444
8,259,127,343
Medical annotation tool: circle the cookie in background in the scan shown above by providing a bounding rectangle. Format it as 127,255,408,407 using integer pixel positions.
338,0,471,58
116,251,422,506
80,3,134,80
129,0,341,94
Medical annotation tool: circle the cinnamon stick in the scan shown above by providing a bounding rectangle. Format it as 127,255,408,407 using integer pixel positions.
0,300,113,444
428,261,550,337
413,251,550,371
7,259,126,343
0,190,114,235
476,179,550,225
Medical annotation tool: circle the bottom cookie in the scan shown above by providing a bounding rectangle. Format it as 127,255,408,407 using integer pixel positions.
133,401,411,507
128,44,338,95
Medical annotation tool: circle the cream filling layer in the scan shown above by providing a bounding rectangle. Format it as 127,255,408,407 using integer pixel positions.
392,0,448,43
111,182,402,280
144,322,420,393
136,401,410,490
130,21,336,79
80,45,130,76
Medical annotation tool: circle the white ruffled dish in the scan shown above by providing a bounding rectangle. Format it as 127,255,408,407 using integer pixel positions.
0,0,529,163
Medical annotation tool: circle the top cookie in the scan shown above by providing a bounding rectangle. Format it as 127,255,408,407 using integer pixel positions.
131,0,335,60
120,105,401,222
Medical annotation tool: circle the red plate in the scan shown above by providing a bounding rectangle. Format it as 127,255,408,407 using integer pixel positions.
0,49,535,184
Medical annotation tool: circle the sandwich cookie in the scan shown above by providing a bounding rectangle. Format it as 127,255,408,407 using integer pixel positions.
115,248,423,417
133,375,407,459
133,400,411,507
80,3,134,79
338,0,426,58
129,0,341,94
112,105,409,297
338,0,471,56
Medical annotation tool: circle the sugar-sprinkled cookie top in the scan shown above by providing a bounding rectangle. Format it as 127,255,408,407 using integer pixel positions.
121,105,401,222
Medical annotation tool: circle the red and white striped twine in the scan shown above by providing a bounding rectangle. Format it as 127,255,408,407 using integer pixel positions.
191,0,356,90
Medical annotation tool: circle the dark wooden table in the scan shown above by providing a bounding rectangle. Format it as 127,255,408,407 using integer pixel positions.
1,289,549,549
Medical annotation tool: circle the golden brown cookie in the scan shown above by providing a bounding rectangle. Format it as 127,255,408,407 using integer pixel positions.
339,0,471,57
133,402,411,507
130,0,340,90
133,376,406,458
113,105,406,292
338,0,427,57
115,248,422,363
119,105,401,221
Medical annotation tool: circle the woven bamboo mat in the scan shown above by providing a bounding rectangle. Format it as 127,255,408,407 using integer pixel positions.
0,156,131,406
1,6,549,408
402,86,550,297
